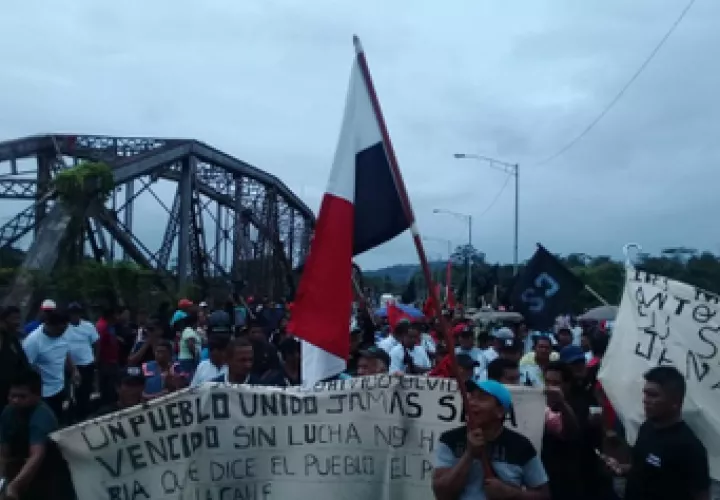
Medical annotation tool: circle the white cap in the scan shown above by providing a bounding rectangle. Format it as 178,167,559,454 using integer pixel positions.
199,301,208,308
493,327,515,340
40,299,57,311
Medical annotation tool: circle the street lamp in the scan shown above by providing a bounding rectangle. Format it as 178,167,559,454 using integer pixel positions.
454,153,519,276
432,209,472,308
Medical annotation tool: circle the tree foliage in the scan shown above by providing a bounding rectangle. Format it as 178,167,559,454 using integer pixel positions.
54,161,115,205
451,244,486,266
364,246,720,313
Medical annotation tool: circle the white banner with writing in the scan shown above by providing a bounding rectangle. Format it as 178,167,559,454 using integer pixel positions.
52,375,545,500
599,268,720,480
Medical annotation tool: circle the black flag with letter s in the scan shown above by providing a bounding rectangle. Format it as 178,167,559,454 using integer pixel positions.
511,244,584,330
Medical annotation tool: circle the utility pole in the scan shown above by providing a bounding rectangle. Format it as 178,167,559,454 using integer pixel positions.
422,236,453,298
432,209,472,307
467,215,472,307
453,153,519,275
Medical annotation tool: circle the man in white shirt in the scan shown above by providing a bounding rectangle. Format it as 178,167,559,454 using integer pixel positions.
389,325,431,374
66,302,99,421
455,353,479,383
520,335,558,387
22,309,77,421
192,335,229,386
178,313,202,373
455,327,488,379
571,321,583,347
377,321,407,354
483,327,514,363
420,330,437,359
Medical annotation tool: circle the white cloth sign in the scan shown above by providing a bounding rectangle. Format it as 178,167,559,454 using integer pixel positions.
599,268,720,480
52,375,545,500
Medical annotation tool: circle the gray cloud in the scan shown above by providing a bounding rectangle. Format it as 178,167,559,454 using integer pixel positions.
0,0,717,271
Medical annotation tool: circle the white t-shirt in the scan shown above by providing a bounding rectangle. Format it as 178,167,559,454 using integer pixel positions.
389,344,431,373
456,346,488,378
65,320,99,366
191,360,228,386
521,364,544,387
522,334,535,355
420,333,437,355
572,326,583,346
179,327,201,360
23,326,70,397
482,347,499,363
377,336,399,354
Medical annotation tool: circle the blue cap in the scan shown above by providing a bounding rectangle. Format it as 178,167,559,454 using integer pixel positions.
208,310,232,333
171,310,188,326
466,378,512,411
559,345,586,364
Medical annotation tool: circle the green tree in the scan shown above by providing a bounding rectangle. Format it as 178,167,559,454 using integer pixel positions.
403,246,720,312
451,244,486,266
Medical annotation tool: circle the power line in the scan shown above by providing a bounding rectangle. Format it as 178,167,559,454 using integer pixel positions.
476,173,512,219
535,0,698,166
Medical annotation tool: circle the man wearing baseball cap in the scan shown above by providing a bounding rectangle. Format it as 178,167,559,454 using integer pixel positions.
456,327,488,378
455,353,479,383
177,298,194,311
483,326,515,364
432,377,549,499
498,338,524,364
22,299,56,337
559,344,615,500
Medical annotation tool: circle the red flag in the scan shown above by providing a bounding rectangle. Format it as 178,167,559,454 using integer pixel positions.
429,354,454,378
423,283,441,317
387,301,413,330
446,261,457,309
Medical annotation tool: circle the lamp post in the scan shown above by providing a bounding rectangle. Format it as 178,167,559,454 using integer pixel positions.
432,209,472,307
453,153,519,276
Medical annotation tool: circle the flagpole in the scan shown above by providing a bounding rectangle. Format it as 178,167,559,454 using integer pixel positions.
352,274,378,329
584,284,610,306
353,35,494,478
352,34,442,321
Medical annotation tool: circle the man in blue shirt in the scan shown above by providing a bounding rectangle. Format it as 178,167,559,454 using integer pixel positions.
432,378,549,500
22,299,56,338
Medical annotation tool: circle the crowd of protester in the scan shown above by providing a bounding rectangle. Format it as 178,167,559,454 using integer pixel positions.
0,296,710,499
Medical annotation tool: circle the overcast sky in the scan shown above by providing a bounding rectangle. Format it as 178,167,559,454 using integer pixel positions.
0,0,717,270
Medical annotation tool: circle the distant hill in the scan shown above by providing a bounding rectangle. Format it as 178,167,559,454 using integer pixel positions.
363,261,446,284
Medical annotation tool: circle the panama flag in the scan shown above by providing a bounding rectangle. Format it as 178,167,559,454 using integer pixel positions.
291,38,411,386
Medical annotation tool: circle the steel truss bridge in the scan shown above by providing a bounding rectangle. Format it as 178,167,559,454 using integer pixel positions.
0,134,315,312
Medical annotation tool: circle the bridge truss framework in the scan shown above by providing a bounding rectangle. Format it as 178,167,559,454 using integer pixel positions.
0,134,315,310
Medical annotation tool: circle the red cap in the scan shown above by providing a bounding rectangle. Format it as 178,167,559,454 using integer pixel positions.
452,324,466,335
178,299,193,309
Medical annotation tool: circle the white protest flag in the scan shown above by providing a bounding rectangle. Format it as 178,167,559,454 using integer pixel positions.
52,376,545,500
599,267,720,480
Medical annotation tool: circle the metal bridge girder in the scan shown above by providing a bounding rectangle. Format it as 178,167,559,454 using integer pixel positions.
0,134,316,301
